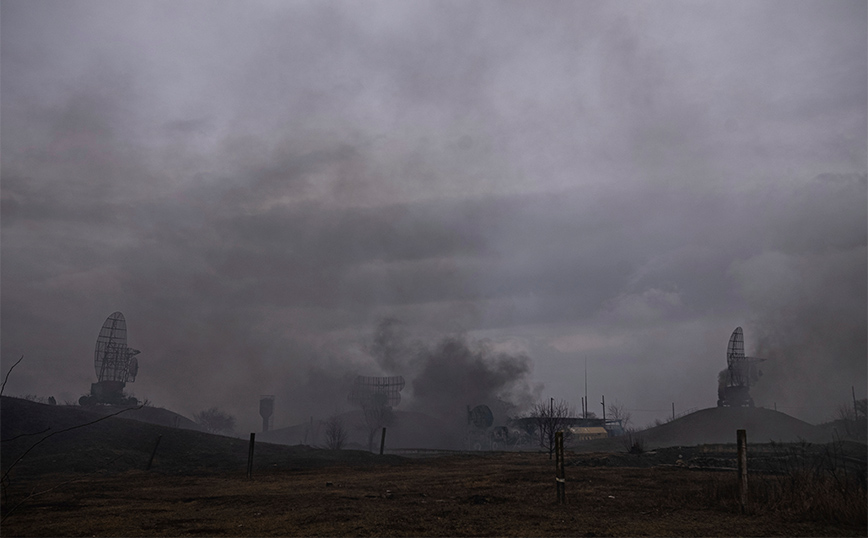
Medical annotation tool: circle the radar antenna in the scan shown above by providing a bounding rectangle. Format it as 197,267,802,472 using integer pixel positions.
80,312,142,406
717,327,767,407
348,376,405,408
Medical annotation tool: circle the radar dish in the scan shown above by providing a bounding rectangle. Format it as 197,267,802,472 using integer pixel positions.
726,327,746,386
93,311,140,384
82,311,143,406
468,404,494,429
718,326,767,408
348,376,405,408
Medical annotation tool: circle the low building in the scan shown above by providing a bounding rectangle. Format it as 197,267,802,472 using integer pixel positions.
568,426,609,440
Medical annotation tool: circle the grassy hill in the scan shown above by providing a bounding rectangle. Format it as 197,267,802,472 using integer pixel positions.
1,396,403,480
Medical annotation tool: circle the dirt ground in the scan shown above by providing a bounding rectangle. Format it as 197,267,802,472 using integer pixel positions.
2,451,862,537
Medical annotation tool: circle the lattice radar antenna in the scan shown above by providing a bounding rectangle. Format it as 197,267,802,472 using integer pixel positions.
80,312,141,406
348,376,405,408
717,327,767,408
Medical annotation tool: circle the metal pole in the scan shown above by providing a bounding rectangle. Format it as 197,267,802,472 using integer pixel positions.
601,395,605,422
146,434,161,470
247,432,256,479
379,427,387,455
737,429,748,513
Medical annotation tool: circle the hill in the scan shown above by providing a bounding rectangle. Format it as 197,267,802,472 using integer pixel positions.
640,406,827,447
0,396,403,480
76,400,205,431
570,406,831,452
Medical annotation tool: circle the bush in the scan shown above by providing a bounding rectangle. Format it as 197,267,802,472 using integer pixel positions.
687,440,867,526
193,407,236,435
324,415,348,450
622,428,645,454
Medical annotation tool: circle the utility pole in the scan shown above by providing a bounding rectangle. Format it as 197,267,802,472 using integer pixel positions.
601,395,606,422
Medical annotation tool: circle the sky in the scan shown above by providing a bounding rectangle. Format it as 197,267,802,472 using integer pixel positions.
2,0,866,433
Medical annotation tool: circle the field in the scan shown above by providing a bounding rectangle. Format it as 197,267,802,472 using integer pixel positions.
6,452,866,537
2,397,866,537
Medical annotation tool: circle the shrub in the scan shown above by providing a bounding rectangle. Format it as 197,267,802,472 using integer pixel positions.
688,440,867,526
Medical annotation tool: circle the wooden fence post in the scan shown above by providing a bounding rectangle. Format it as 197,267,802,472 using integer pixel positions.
737,429,747,513
555,431,565,504
247,432,256,479
379,427,387,455
146,434,161,470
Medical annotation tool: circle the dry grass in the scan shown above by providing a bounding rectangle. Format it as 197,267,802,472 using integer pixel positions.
3,452,864,537
3,398,865,536
673,441,867,528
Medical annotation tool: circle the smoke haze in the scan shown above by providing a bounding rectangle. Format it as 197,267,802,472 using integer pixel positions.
367,318,539,420
1,1,865,430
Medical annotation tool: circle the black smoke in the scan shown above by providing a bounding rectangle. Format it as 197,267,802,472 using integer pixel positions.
730,174,867,422
366,318,539,421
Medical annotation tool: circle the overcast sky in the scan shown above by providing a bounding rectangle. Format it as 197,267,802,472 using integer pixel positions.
2,0,865,432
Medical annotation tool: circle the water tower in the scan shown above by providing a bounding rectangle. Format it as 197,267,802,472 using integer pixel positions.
260,395,274,432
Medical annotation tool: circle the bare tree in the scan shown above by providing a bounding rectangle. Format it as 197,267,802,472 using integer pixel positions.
193,407,236,435
607,401,631,430
2,403,142,522
856,398,867,420
324,415,348,450
1,355,24,396
530,399,574,458
837,403,856,423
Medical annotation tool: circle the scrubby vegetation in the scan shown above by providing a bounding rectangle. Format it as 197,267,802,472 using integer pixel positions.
678,440,867,528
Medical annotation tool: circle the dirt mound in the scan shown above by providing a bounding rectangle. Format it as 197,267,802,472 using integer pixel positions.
639,407,827,448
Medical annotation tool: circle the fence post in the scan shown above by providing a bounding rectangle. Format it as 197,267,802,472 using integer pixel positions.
379,427,387,455
146,434,161,470
247,432,256,479
555,431,565,504
737,429,747,513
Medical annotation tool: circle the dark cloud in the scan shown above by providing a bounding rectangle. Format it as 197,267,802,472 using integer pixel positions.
1,1,865,431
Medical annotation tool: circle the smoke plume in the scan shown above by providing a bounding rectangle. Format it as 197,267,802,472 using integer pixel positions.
366,318,539,421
